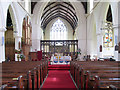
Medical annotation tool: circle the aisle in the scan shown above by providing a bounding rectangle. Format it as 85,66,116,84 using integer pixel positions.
48,64,70,70
41,70,77,90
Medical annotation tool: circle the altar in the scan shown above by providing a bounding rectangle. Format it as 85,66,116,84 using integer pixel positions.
50,56,71,64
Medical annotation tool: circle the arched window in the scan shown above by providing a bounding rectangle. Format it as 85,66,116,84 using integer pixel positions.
50,19,67,40
103,22,114,47
103,5,113,48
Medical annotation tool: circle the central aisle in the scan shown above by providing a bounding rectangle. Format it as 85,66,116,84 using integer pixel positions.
41,70,77,90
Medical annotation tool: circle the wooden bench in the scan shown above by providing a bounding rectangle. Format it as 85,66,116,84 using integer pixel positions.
1,60,48,89
70,61,120,90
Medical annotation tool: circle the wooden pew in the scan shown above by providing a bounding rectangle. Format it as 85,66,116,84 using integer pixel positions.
1,60,48,89
70,61,120,90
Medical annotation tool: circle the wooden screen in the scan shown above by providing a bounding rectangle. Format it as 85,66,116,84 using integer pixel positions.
40,40,78,56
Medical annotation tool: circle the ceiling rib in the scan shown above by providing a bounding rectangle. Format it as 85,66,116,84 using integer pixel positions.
41,2,78,30
42,14,75,30
41,8,77,25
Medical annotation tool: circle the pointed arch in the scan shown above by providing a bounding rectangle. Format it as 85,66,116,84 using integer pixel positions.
106,5,113,22
50,18,67,40
7,3,19,35
103,4,114,48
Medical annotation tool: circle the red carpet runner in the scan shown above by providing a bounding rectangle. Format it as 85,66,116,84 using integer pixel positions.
41,70,77,90
48,65,70,70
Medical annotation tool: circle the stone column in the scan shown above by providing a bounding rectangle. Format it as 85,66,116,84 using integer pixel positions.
14,36,22,61
96,33,103,59
113,2,120,61
114,27,118,61
0,27,6,63
117,2,120,61
32,24,42,52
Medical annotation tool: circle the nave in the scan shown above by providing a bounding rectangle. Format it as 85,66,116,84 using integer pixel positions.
0,0,120,90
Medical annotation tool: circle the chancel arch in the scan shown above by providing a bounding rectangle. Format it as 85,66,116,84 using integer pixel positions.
41,17,77,57
31,1,86,54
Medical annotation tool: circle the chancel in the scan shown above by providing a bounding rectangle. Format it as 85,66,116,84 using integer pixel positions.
0,0,120,89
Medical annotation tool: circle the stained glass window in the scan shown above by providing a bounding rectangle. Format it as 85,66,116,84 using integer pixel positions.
103,22,114,47
50,19,67,40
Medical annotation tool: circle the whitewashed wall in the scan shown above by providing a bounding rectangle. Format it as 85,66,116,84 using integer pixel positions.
87,1,120,61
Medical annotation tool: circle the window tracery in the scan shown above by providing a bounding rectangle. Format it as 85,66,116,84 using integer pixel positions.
103,22,114,47
50,19,67,40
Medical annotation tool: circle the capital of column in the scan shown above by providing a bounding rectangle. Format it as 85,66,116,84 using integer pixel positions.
0,27,6,32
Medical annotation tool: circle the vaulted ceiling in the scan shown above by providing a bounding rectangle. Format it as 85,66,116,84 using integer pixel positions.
31,1,87,31
31,2,87,14
41,2,78,30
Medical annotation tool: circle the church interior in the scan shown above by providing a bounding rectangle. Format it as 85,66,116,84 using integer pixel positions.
0,0,120,89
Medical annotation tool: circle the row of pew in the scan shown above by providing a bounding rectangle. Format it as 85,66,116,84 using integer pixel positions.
0,60,48,89
70,61,120,90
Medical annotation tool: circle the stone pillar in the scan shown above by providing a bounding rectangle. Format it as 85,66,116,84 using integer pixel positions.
114,27,118,61
32,24,41,52
97,33,103,59
32,39,41,51
113,2,120,61
0,27,6,63
14,36,22,61
117,2,120,61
